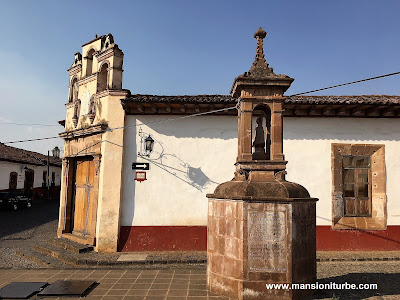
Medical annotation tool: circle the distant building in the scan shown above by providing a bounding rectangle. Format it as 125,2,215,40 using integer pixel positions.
0,143,62,200
58,33,400,252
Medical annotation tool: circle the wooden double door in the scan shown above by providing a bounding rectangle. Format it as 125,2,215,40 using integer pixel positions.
70,157,98,240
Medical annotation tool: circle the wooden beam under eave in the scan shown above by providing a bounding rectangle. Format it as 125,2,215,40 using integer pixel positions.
136,104,144,113
322,106,335,116
224,105,231,114
293,108,307,116
283,108,294,116
194,104,200,113
180,105,186,113
365,106,382,117
309,106,321,116
164,104,171,113
381,107,397,117
150,104,158,113
351,106,366,117
337,107,351,116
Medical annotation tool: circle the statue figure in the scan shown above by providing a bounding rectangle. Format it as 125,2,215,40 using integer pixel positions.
252,116,268,160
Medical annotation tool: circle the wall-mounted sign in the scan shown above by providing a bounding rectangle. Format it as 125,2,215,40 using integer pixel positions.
135,171,147,182
132,163,150,170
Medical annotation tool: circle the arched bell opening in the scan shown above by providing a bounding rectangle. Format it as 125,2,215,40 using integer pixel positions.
69,77,78,103
251,104,271,160
86,48,96,76
97,62,109,92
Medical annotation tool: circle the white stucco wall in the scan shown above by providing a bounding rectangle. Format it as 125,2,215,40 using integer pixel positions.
120,116,400,227
121,115,237,226
0,160,62,190
284,117,400,226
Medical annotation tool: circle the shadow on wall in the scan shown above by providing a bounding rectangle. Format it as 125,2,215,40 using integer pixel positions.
140,145,219,192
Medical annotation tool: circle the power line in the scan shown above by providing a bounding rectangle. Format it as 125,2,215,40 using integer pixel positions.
287,71,400,97
2,106,237,144
0,122,60,127
4,136,60,144
4,71,400,144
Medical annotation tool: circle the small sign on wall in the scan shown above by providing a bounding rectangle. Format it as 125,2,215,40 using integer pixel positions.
132,163,150,170
135,171,147,182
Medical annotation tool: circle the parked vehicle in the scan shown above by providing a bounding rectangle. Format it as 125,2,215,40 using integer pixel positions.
0,192,32,211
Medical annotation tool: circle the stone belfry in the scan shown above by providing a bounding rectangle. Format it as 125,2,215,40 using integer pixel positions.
207,28,317,300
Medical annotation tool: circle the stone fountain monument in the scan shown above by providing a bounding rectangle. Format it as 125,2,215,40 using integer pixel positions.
206,28,318,300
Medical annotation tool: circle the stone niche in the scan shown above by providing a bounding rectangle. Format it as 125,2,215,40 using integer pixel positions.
207,198,316,300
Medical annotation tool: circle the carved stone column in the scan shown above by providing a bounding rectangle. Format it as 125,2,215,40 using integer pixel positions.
57,158,73,236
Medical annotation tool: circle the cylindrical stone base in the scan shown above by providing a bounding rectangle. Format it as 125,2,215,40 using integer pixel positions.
207,198,316,300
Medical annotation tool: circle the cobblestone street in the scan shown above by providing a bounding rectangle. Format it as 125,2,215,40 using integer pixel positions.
0,198,59,268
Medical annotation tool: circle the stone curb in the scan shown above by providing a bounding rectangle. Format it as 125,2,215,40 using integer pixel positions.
317,257,400,262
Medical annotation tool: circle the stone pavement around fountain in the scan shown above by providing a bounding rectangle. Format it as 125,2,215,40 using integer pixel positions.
1,260,400,300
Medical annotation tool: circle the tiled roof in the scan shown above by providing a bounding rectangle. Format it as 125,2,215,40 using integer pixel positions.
286,95,400,105
123,94,236,103
123,94,400,105
0,143,62,167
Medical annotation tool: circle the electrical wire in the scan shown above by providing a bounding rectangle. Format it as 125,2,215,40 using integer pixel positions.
0,122,60,127
2,106,237,145
287,71,400,97
3,136,60,144
3,71,400,144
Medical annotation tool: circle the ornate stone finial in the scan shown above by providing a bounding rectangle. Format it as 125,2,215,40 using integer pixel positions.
249,27,273,76
253,27,267,66
95,33,98,38
230,27,294,96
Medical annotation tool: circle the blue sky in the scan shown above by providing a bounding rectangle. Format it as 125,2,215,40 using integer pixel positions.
1,0,400,154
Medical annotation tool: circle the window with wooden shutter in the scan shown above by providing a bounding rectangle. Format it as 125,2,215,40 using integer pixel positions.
332,144,386,230
342,156,371,217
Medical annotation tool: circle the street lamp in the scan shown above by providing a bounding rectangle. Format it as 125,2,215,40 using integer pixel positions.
138,128,155,157
144,135,154,155
52,146,60,158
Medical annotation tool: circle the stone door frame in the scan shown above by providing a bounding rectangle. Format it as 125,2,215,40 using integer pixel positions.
58,154,101,246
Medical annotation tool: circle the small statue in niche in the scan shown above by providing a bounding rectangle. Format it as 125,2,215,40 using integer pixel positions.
252,116,268,160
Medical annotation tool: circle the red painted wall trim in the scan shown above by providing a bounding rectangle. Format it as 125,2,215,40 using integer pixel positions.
118,226,207,252
118,225,400,252
316,225,400,251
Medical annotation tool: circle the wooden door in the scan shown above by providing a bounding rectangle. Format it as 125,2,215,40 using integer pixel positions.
72,158,94,236
24,169,34,197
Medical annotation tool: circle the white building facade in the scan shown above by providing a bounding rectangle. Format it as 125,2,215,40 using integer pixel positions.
59,34,400,252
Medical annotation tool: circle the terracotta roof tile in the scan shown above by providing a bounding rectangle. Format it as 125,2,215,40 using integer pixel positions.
286,95,400,105
0,143,62,166
123,94,400,106
123,94,236,103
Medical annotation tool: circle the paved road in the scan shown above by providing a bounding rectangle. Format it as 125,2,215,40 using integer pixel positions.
0,262,400,299
1,200,400,299
0,198,59,268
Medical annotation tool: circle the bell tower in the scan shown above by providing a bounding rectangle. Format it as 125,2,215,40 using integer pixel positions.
65,33,124,130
